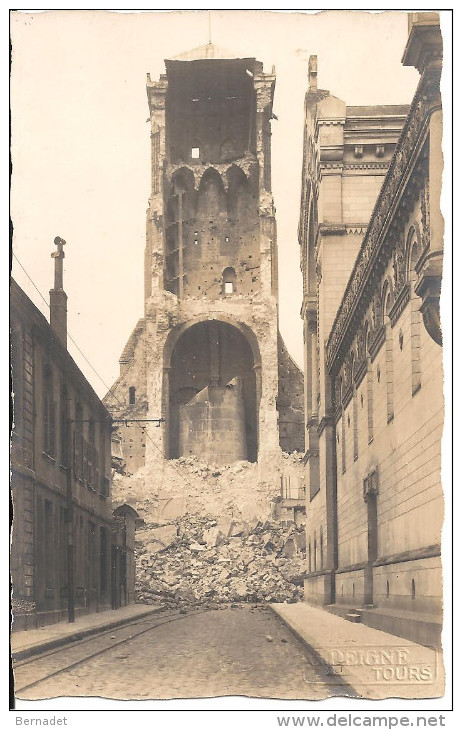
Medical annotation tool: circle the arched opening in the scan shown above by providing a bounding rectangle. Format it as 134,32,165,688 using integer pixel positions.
222,267,237,294
167,320,259,463
383,282,394,423
407,227,423,395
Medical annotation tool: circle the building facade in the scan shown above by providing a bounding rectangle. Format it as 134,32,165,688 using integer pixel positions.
11,241,138,629
105,44,304,476
299,13,444,646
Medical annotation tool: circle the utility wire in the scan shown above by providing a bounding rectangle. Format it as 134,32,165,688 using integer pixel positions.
11,254,202,493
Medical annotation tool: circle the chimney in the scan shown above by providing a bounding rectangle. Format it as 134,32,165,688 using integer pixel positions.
308,55,318,92
49,236,68,348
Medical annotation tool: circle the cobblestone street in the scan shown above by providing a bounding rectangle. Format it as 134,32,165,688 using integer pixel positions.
16,605,353,701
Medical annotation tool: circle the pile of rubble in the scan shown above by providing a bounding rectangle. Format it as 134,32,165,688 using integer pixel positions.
112,456,290,523
136,514,306,609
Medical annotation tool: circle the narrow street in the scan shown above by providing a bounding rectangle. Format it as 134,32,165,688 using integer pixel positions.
14,605,354,701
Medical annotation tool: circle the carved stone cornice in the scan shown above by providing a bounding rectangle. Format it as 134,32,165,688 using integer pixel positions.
402,15,443,74
343,162,390,171
320,162,343,171
326,62,441,374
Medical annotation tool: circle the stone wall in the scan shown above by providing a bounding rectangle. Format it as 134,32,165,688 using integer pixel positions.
277,334,304,453
179,378,247,464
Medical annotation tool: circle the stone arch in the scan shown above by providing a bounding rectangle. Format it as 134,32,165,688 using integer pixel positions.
405,224,423,284
381,278,393,321
364,320,374,443
163,316,261,463
381,280,394,422
163,314,262,370
197,167,227,220
170,166,196,192
405,225,423,395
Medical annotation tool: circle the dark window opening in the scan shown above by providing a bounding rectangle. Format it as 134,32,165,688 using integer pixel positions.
44,499,54,589
43,365,56,457
60,383,69,467
129,386,136,405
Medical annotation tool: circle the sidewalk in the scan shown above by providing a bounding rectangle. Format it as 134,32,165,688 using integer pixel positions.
11,604,164,661
271,603,445,699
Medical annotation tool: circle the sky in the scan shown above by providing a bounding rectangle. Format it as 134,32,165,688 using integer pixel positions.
10,9,423,399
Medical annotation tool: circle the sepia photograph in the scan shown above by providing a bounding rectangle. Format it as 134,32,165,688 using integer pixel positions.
9,7,450,711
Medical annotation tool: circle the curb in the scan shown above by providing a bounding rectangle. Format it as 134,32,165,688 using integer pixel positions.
268,604,358,697
12,605,166,662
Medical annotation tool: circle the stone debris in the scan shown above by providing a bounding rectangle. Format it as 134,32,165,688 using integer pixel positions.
136,513,306,609
112,453,304,525
112,452,306,609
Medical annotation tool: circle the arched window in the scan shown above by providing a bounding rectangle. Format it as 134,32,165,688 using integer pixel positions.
129,386,136,405
407,228,423,395
222,267,237,295
340,376,346,473
60,382,69,467
43,365,55,457
383,283,394,423
365,325,374,443
351,353,358,461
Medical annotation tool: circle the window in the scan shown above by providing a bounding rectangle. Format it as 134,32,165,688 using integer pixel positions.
383,288,394,423
222,267,236,295
74,401,84,480
191,147,200,159
100,526,108,594
44,499,54,589
408,235,422,396
129,386,136,405
11,329,21,432
60,383,69,467
43,365,56,457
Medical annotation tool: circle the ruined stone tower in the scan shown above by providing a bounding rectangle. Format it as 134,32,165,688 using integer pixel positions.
105,43,303,473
